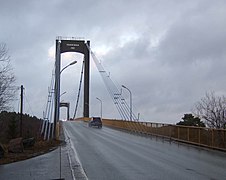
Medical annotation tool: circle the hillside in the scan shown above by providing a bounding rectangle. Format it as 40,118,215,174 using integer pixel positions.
0,111,60,164
0,111,42,143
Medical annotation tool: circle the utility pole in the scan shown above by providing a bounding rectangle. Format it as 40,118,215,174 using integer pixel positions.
20,85,24,137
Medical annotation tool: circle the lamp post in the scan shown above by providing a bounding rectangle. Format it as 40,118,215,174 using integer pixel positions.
60,91,66,97
60,60,77,74
59,61,77,120
122,85,132,121
59,60,77,113
54,60,77,139
96,97,102,119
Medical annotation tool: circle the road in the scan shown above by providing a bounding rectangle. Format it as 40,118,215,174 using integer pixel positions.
0,143,74,180
64,121,226,180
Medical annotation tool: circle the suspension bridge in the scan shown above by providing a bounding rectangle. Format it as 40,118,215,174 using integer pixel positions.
37,37,226,180
41,37,139,140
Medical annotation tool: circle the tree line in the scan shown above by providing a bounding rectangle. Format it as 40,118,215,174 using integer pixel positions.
177,92,226,129
0,111,42,143
0,43,16,111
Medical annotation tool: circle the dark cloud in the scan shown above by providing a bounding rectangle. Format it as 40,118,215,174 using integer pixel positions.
157,1,226,65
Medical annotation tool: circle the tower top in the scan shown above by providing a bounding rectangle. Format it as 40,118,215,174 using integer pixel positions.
56,36,85,41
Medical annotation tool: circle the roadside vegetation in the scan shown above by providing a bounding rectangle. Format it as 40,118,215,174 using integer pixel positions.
0,43,60,164
194,92,226,129
177,114,205,127
0,111,61,165
177,92,226,129
0,43,16,112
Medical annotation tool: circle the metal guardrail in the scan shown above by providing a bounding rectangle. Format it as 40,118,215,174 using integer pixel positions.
101,119,226,151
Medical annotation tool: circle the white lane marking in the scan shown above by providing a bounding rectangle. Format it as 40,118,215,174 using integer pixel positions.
67,147,76,180
64,124,88,180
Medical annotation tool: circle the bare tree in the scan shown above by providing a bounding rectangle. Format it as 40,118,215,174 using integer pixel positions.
0,43,16,111
194,92,226,129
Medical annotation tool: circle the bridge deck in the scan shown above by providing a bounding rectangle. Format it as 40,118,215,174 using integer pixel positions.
64,121,226,180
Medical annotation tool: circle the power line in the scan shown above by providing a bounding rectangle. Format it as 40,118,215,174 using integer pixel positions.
24,91,34,116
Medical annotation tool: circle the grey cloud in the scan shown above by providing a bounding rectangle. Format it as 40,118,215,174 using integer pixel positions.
95,1,226,122
156,2,226,66
0,0,225,123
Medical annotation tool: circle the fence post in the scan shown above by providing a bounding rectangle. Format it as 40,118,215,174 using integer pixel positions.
224,130,225,148
212,129,214,147
178,126,180,139
187,127,189,141
163,124,165,136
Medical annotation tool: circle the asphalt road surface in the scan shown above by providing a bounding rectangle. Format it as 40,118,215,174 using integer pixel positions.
64,121,226,180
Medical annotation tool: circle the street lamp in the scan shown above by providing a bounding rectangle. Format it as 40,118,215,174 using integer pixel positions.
60,61,76,119
60,91,67,103
122,85,132,121
96,97,102,119
59,61,77,120
60,91,66,97
54,60,77,139
60,60,77,74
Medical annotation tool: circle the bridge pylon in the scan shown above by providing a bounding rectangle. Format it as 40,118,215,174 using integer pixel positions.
54,37,90,139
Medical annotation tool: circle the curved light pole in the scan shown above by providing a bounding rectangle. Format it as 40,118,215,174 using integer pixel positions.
122,85,132,121
60,60,77,74
60,91,66,97
59,61,77,120
59,60,77,114
96,97,102,119
54,60,77,139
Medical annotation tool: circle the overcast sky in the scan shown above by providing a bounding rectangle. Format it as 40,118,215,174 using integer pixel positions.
1,0,226,124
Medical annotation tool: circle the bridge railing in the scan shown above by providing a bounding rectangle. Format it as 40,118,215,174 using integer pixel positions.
101,119,226,151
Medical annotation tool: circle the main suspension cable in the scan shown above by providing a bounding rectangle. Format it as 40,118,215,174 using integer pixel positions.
88,45,137,121
73,60,84,119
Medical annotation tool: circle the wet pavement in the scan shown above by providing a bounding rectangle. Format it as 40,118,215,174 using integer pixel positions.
0,144,73,180
0,133,87,180
64,121,226,180
1,121,226,180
